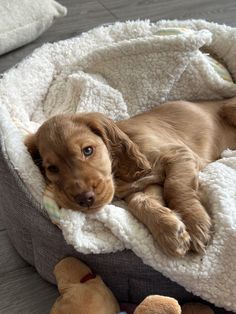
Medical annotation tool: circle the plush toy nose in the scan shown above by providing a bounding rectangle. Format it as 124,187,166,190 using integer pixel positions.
75,191,95,207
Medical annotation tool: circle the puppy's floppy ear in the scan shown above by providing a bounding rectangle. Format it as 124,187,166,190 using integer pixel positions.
76,113,151,181
24,133,38,157
24,133,43,171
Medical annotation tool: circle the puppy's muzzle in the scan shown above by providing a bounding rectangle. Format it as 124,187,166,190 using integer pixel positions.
74,191,95,207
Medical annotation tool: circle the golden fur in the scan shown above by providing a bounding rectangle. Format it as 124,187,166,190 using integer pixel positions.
25,97,236,256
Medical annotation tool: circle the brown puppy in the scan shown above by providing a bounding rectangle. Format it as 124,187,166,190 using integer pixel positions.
25,98,236,257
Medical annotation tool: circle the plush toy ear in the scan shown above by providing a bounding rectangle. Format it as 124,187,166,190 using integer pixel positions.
74,113,151,182
134,295,181,314
54,257,92,293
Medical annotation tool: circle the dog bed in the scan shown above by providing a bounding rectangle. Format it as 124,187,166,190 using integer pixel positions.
1,20,236,312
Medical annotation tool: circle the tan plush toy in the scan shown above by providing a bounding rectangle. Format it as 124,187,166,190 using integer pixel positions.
51,257,214,314
50,257,120,314
135,297,214,314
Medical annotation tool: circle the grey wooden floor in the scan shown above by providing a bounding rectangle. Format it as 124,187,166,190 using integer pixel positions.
1,0,236,313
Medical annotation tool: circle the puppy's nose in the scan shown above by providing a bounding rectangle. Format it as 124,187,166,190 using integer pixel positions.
75,191,95,207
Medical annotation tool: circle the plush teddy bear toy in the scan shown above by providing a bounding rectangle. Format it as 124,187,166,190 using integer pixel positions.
51,257,213,314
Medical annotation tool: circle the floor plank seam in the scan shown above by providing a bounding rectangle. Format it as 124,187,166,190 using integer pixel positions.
96,0,119,20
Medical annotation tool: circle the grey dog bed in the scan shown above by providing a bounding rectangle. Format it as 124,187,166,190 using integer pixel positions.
0,137,205,304
1,137,234,314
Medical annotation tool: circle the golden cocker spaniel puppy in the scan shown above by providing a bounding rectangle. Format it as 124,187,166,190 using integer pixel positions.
25,98,236,257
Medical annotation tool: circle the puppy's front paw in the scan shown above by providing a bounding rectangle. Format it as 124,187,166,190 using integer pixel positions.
184,208,211,254
151,210,191,257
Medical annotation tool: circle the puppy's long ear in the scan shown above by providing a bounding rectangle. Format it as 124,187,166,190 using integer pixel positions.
24,133,43,171
24,133,38,156
76,113,151,181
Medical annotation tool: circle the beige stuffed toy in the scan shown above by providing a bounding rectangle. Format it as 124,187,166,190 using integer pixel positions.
51,257,119,314
51,257,214,314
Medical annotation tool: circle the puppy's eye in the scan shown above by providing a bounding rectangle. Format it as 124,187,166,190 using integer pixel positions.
83,146,93,157
47,165,59,173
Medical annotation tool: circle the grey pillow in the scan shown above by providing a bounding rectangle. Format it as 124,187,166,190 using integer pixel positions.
0,0,67,56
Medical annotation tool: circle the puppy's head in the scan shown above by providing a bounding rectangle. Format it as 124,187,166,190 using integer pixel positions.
25,113,150,213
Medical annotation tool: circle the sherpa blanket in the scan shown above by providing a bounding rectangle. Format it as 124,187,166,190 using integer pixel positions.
1,20,236,311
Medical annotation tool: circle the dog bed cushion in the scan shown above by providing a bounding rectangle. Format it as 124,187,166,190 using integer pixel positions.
1,20,236,312
0,0,67,55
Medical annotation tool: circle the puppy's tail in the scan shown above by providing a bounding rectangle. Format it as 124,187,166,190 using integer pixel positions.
219,97,236,127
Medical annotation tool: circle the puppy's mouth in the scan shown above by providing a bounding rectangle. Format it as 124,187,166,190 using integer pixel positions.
63,198,112,213
54,182,114,213
75,190,115,213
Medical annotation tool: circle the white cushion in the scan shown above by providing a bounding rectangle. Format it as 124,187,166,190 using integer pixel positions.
0,0,67,55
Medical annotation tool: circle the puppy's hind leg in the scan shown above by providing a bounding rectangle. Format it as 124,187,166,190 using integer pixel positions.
158,145,211,254
219,98,236,127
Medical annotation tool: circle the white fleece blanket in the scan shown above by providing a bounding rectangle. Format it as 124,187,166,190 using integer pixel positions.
1,20,236,311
